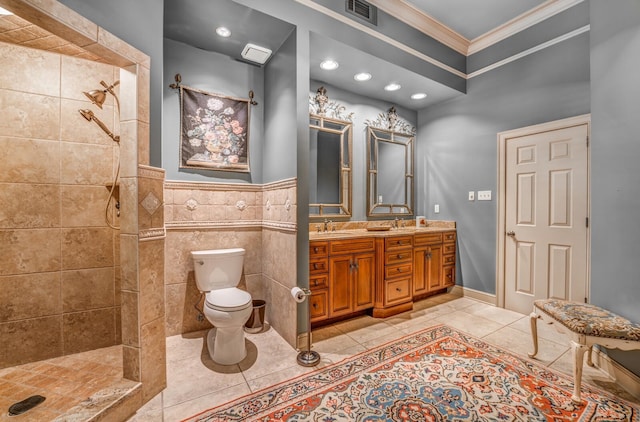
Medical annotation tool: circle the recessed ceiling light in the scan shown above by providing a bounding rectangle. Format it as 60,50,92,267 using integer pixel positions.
320,60,339,70
411,92,427,100
384,83,401,91
354,72,372,81
0,6,13,15
215,26,231,37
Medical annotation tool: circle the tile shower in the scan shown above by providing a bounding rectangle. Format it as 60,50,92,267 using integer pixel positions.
0,41,121,367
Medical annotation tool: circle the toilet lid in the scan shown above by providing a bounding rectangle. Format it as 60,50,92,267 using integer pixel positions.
205,288,251,311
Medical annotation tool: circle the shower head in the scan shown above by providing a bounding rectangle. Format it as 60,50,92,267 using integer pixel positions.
78,109,120,143
79,108,94,121
83,80,120,110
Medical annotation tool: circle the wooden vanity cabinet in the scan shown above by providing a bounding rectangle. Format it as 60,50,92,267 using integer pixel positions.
328,238,376,319
309,241,329,323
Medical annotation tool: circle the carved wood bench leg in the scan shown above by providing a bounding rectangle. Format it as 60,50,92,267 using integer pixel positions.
528,311,540,358
571,340,589,404
587,345,594,367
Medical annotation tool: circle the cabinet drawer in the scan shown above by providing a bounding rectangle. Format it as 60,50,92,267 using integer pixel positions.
414,233,442,246
443,266,455,287
309,242,329,258
385,236,413,251
385,263,412,279
309,290,328,322
443,243,456,255
384,250,412,265
310,275,328,290
309,258,328,274
330,238,375,255
443,254,456,265
443,231,456,243
385,277,412,306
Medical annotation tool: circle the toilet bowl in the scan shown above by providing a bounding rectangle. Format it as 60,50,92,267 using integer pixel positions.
191,248,252,365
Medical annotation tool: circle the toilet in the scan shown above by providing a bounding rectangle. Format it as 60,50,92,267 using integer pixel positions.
191,248,252,365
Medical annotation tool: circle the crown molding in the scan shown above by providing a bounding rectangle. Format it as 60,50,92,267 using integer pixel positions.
365,0,469,55
468,0,585,55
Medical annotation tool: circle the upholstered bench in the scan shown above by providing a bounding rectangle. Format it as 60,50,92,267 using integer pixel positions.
529,299,640,403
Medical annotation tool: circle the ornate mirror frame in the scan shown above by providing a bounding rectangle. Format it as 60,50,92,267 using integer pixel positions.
366,107,415,217
309,86,354,218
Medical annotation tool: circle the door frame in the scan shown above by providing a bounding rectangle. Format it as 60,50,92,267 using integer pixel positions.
496,114,591,308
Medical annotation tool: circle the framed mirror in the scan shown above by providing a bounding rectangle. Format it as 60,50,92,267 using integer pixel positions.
366,107,415,217
309,87,353,218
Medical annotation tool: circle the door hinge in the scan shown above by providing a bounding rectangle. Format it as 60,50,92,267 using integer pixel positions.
586,135,589,147
585,297,588,303
586,217,589,228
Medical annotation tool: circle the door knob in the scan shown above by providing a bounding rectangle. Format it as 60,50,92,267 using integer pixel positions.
506,231,515,237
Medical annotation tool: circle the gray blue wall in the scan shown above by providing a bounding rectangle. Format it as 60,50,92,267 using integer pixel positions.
58,0,164,168
163,38,264,183
589,0,640,375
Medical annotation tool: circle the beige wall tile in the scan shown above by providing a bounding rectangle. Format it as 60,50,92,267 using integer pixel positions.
121,290,140,348
138,174,164,233
123,345,141,382
62,308,116,354
0,137,60,183
61,227,114,270
0,183,60,228
0,272,61,322
60,185,109,227
119,66,137,123
61,267,114,312
0,229,61,275
139,239,164,325
60,141,113,185
119,120,137,178
61,98,116,146
60,54,115,103
0,89,60,140
135,65,150,124
164,283,186,337
138,121,150,166
120,234,138,291
0,316,63,369
265,279,297,347
140,317,166,403
0,41,60,96
118,177,138,235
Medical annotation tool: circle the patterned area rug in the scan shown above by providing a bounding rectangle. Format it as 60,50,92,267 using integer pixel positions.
184,325,639,421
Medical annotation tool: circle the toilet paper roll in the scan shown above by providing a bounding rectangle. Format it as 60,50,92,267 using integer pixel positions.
291,287,306,303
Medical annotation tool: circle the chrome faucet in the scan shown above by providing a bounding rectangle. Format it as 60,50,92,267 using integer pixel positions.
323,218,329,232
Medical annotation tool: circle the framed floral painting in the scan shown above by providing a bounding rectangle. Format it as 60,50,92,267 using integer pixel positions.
179,86,250,172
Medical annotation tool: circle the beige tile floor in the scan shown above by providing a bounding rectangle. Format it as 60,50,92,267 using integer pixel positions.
129,293,640,421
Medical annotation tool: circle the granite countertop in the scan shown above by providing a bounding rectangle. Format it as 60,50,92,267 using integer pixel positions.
309,226,455,241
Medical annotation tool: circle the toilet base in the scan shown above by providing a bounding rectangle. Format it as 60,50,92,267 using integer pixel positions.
206,327,247,365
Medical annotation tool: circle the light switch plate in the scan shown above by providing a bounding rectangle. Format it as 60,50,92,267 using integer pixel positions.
434,204,440,213
478,190,492,201
468,191,475,201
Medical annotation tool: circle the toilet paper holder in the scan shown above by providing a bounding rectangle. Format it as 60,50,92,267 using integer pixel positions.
292,286,321,367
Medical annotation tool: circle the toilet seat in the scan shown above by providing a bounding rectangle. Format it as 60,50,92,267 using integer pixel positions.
205,288,252,312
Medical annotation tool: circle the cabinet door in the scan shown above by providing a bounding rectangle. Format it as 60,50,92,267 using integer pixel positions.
309,290,328,323
353,252,375,311
426,245,443,292
329,255,353,317
413,247,429,296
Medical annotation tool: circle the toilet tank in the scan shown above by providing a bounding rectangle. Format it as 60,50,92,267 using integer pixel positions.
191,248,245,292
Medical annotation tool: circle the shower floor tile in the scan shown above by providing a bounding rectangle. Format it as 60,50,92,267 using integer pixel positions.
0,345,136,421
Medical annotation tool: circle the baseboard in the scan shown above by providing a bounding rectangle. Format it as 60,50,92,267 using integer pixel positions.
451,285,497,305
592,348,640,400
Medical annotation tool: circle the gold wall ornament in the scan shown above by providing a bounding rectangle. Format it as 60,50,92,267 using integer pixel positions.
365,106,416,135
309,86,354,121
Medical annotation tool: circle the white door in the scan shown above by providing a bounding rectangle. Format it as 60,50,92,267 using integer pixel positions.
504,124,589,314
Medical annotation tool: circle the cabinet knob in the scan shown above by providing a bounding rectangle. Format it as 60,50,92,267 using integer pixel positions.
313,247,319,253
396,268,402,272
425,252,432,260
313,280,318,286
447,274,452,279
312,303,317,308
396,287,402,292
397,254,404,259
313,263,318,270
506,231,516,237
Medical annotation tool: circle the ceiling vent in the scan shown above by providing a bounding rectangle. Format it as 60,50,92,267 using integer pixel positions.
241,43,272,65
346,0,377,26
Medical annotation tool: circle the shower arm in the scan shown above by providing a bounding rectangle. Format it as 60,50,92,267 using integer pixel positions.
101,80,120,113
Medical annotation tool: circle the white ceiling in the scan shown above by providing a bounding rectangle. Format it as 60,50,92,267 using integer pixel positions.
405,0,547,40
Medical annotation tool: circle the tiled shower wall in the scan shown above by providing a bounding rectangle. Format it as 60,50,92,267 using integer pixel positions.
0,41,121,368
164,179,298,347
